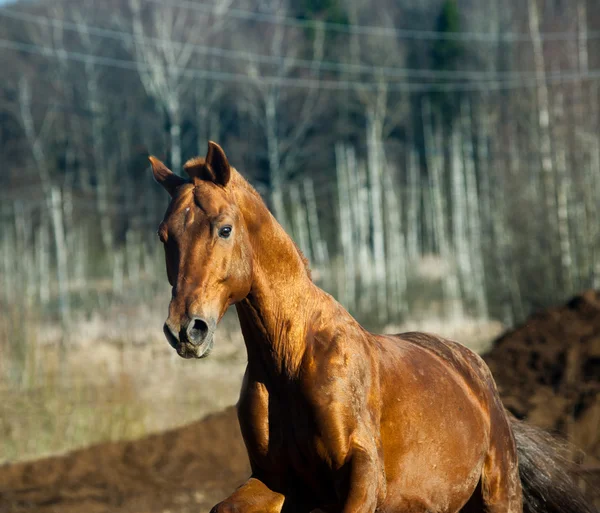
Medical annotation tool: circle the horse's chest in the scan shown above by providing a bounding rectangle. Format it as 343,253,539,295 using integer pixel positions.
238,379,338,496
278,402,342,499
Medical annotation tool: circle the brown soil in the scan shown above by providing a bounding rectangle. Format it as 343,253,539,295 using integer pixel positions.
483,290,600,505
1,290,599,512
483,290,600,468
0,407,249,513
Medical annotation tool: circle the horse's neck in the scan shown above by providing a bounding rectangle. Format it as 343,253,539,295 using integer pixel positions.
234,182,319,378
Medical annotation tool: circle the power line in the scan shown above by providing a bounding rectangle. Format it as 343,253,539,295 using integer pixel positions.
1,37,598,93
0,7,581,82
0,84,98,117
139,0,599,43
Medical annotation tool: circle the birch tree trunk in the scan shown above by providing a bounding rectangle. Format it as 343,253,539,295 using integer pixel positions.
422,180,435,256
367,108,388,321
50,187,70,324
168,98,182,173
74,7,115,258
527,0,557,254
571,2,590,290
289,183,312,263
461,103,488,319
18,79,70,326
89,70,113,255
552,92,574,291
265,91,288,229
1,217,15,306
126,226,141,287
357,161,375,313
422,99,462,319
335,143,356,310
195,84,223,155
491,131,520,326
36,217,50,305
506,129,526,320
14,201,34,306
113,249,125,297
303,177,328,273
346,146,366,293
406,149,421,262
382,168,408,318
450,125,472,309
588,85,600,288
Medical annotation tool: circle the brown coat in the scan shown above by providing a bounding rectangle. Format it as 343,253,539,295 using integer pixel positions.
149,142,527,513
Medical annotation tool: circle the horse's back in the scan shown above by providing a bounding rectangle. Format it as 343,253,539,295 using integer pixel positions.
393,331,498,400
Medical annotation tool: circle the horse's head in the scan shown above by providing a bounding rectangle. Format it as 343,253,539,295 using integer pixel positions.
150,142,253,358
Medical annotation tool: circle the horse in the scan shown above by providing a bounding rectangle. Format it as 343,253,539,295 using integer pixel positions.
149,142,593,513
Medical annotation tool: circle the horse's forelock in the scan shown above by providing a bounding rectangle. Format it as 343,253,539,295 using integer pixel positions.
183,157,209,180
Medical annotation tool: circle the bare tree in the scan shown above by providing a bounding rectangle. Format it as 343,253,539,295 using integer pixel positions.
234,4,325,227
335,143,357,310
71,2,117,256
128,0,232,171
527,0,557,240
17,79,70,326
422,98,462,319
460,102,488,318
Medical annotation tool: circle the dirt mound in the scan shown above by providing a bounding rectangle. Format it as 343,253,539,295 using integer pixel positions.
483,289,600,507
0,407,249,513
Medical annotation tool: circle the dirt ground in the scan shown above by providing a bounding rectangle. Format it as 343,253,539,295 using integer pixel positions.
0,407,249,513
483,289,600,504
483,290,600,461
1,291,599,512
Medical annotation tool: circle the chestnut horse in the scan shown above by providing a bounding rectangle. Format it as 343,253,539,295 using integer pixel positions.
149,142,593,513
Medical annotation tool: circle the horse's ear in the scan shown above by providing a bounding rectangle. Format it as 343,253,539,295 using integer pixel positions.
205,141,231,187
182,142,231,186
149,156,186,196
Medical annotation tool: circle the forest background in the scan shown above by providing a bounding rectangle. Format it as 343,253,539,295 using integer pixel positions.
1,0,599,462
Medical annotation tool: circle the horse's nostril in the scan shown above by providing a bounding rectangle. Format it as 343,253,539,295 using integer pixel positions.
187,317,209,344
193,318,208,334
163,323,179,349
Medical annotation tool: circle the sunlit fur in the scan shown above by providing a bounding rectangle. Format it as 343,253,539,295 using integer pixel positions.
150,142,593,513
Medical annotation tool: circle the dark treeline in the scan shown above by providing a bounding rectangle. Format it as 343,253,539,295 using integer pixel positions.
1,0,600,333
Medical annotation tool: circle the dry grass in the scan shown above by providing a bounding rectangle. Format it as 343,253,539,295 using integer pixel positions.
0,373,148,462
0,302,247,464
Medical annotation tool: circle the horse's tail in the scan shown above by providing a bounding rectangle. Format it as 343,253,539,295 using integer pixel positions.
511,418,595,513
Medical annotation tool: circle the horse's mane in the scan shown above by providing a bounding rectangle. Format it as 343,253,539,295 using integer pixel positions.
231,170,312,281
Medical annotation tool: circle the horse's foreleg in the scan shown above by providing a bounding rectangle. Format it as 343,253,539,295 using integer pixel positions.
341,444,385,513
210,477,285,513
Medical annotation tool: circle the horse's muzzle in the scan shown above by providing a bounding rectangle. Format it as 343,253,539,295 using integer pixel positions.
163,318,216,359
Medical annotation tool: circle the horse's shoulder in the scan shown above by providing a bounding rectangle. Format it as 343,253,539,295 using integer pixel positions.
304,324,361,373
301,327,372,410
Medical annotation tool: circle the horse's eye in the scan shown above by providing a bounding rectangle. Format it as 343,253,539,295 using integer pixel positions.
219,225,232,239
